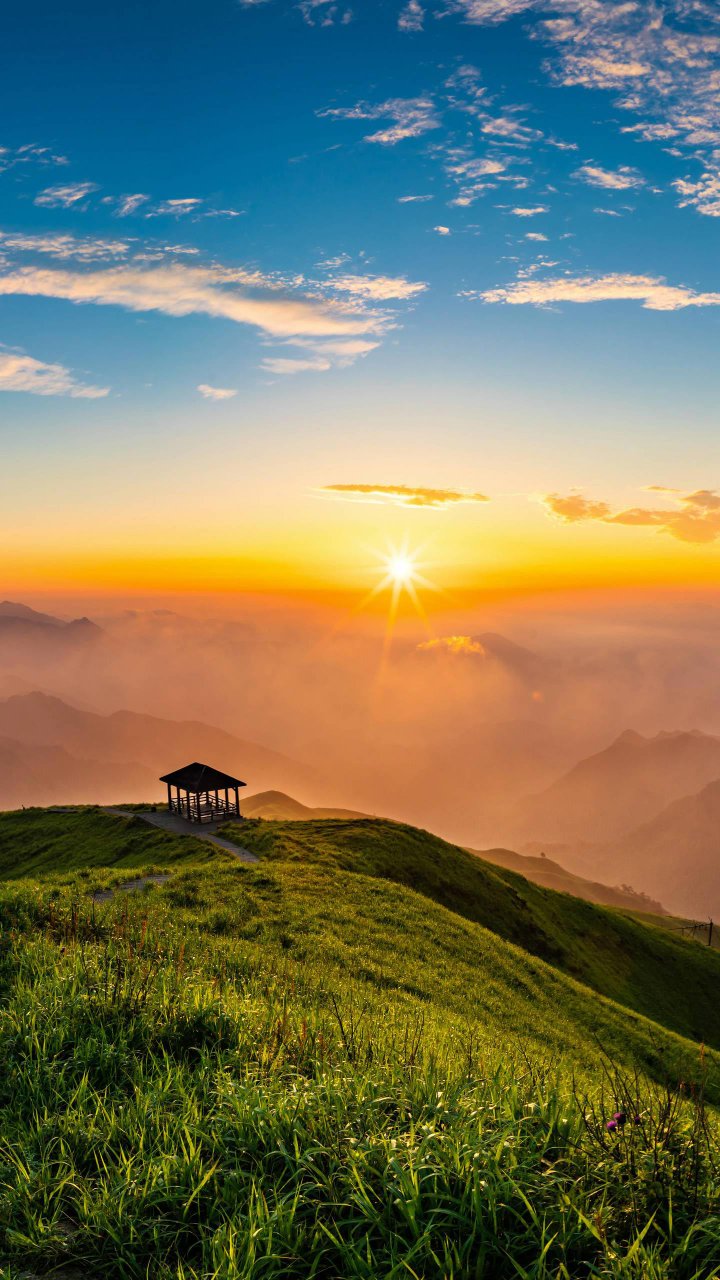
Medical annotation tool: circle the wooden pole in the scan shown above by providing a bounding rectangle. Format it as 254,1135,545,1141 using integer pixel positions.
709,919,714,947
235,785,240,818
167,783,172,813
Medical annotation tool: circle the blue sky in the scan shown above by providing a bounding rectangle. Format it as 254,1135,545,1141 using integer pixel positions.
3,0,720,592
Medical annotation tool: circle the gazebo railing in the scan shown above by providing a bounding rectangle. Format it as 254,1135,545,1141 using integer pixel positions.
169,793,241,823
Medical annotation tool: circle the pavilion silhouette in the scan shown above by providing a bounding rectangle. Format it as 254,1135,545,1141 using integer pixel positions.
159,762,246,824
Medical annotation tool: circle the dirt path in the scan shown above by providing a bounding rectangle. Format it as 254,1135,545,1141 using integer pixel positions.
102,807,259,863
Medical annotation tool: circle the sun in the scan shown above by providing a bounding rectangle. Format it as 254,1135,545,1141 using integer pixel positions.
387,552,416,586
351,539,439,654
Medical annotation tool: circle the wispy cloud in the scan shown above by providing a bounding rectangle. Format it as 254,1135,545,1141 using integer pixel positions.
479,271,720,311
0,143,69,175
0,229,131,262
575,163,645,190
34,181,99,208
318,97,440,144
417,635,487,655
422,0,720,219
0,262,386,339
327,274,427,300
261,355,332,375
543,487,720,544
112,193,150,217
674,169,720,217
398,0,424,30
197,383,238,400
0,348,108,398
510,205,548,216
397,193,433,203
444,153,512,205
147,198,204,218
320,483,490,507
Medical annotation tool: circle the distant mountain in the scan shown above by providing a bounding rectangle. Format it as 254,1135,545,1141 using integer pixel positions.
0,601,63,626
0,735,154,808
242,789,368,820
602,778,720,919
0,601,103,646
0,692,320,811
511,728,720,844
471,845,665,915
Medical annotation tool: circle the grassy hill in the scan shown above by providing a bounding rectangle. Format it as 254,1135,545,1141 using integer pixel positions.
242,788,368,820
223,816,720,1051
1,807,719,1276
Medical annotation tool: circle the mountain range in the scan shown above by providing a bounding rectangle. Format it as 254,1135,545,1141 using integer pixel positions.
0,692,319,811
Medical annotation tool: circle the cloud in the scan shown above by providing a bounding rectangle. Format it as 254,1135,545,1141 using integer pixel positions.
543,492,613,522
319,97,440,144
0,349,108,398
320,483,490,507
674,169,720,217
147,198,204,217
417,635,487,655
398,0,424,30
197,383,238,400
444,153,509,205
434,225,451,235
480,271,720,311
113,193,150,217
34,182,99,208
574,163,645,190
543,487,720,544
327,273,427,300
525,231,548,240
511,205,548,216
0,229,131,262
261,355,332,374
0,143,69,174
439,0,720,218
397,194,433,203
0,262,386,339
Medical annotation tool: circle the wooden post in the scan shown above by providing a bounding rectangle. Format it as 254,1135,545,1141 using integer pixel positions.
167,783,172,813
235,785,240,818
709,919,714,947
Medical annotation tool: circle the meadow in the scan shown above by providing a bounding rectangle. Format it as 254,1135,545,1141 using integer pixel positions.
0,808,719,1277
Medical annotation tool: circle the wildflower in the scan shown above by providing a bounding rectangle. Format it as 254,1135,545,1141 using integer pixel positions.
606,1120,618,1133
613,1111,627,1126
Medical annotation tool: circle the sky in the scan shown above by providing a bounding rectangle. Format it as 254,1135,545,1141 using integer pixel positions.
2,0,720,605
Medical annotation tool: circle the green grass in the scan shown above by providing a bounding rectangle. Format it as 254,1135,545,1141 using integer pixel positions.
0,807,220,876
223,817,720,1053
1,809,720,1277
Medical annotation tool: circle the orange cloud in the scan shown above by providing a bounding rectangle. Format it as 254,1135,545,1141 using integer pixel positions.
417,635,487,655
321,483,490,508
543,488,720,544
544,492,612,522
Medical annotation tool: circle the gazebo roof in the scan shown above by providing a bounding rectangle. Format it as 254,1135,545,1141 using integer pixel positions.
159,762,247,793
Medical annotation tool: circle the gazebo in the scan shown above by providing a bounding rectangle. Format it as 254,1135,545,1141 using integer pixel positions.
159,762,246,824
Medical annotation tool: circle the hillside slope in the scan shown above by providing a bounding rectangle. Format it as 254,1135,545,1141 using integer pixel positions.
473,844,665,913
0,808,220,875
224,816,720,1050
1,806,719,1275
243,790,666,912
